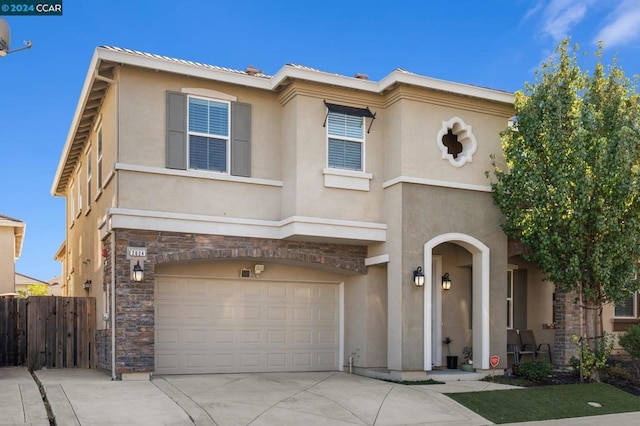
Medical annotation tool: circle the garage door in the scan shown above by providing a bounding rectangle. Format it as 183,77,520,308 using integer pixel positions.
155,277,341,374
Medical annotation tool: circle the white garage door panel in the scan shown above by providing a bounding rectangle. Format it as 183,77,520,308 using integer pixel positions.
155,277,340,374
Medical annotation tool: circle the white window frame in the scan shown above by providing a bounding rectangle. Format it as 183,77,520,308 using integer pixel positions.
187,95,231,174
507,269,514,329
326,111,365,172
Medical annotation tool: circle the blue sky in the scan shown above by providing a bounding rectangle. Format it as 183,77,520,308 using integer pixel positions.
2,0,640,281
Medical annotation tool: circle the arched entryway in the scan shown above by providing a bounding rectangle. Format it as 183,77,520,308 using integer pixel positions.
423,233,490,371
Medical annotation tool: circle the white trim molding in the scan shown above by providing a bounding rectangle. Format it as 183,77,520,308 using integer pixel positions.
383,176,492,192
115,163,283,187
436,117,477,167
323,168,373,191
107,208,387,244
423,233,490,371
365,254,389,266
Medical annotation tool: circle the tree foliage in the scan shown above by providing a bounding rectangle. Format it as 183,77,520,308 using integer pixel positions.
17,283,50,297
490,39,640,333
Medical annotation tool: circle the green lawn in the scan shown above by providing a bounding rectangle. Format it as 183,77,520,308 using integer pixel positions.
446,383,640,424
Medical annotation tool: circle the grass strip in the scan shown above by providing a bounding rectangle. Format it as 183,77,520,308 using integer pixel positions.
446,383,640,424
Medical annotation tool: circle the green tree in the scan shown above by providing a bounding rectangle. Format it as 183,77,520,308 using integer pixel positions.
16,283,50,297
490,39,640,379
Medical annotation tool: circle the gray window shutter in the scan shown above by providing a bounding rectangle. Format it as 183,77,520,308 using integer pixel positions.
166,91,187,169
231,102,251,177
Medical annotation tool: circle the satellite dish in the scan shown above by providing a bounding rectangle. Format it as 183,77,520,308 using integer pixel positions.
0,18,9,57
0,18,31,57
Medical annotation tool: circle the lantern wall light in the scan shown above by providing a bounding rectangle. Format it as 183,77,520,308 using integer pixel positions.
131,260,144,282
413,267,425,287
442,273,452,290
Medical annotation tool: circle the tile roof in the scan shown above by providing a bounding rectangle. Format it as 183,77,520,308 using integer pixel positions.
100,46,272,78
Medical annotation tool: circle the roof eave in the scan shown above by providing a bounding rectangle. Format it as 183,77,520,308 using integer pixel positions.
51,48,102,197
378,70,514,104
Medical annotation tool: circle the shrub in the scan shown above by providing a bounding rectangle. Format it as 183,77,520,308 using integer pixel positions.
618,325,640,361
514,360,553,381
572,333,615,380
605,363,631,381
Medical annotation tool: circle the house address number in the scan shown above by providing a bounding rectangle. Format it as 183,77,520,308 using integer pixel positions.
127,247,147,259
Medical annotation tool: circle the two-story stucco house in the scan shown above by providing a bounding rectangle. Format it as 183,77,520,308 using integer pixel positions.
53,46,581,380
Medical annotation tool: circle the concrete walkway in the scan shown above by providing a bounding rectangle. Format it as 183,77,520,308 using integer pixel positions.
0,367,49,425
2,367,640,425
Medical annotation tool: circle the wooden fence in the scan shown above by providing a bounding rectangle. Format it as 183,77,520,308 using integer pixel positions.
0,296,96,370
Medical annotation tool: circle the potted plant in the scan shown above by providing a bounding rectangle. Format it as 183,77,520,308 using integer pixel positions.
443,337,458,369
462,346,474,372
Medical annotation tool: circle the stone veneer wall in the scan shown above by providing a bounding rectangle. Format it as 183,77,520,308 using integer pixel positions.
108,229,368,375
553,290,582,367
96,329,112,372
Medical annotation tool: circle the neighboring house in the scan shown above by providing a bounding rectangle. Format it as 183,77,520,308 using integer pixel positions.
0,214,25,295
53,46,583,380
47,274,63,296
53,242,67,296
14,272,50,296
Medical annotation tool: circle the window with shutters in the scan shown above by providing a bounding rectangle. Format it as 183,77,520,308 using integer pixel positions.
327,111,364,171
188,96,230,173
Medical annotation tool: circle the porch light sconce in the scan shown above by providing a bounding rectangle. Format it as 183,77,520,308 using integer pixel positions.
413,267,425,287
83,280,92,289
442,273,452,290
131,261,144,282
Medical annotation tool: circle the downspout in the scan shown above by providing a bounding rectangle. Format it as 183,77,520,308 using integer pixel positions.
110,229,116,380
95,68,119,380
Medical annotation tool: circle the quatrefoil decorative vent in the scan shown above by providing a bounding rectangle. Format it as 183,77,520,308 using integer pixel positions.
436,117,477,167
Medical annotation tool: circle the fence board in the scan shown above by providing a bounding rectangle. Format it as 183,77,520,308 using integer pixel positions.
0,296,96,369
0,299,18,366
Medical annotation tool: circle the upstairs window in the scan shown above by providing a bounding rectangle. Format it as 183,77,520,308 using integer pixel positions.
324,102,375,173
166,91,251,177
188,97,230,173
327,111,364,171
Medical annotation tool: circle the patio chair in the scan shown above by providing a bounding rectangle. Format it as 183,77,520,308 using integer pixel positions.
519,329,551,362
507,329,535,365
506,329,520,365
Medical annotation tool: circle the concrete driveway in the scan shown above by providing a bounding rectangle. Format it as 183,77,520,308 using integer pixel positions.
152,372,490,426
20,368,492,425
5,367,640,425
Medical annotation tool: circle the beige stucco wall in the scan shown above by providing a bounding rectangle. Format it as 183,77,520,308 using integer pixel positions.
0,227,16,293
62,77,117,321
399,183,509,370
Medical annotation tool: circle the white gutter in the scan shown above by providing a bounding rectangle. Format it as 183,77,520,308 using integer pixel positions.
110,228,116,381
111,69,120,381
